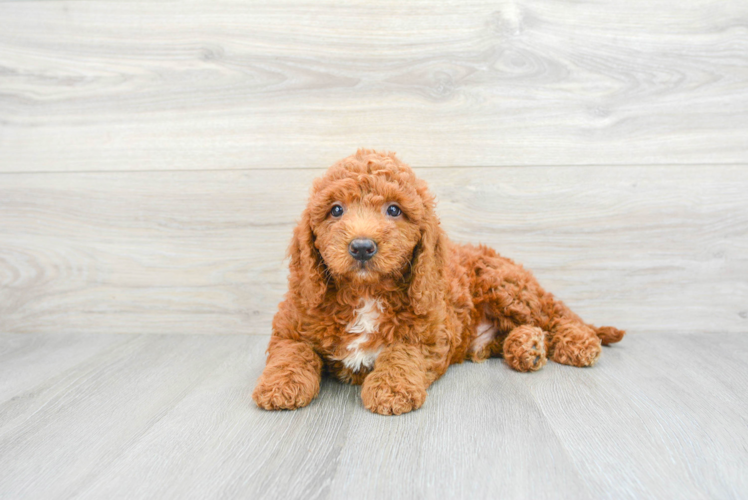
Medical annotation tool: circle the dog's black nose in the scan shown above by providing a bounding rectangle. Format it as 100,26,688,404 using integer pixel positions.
348,238,378,262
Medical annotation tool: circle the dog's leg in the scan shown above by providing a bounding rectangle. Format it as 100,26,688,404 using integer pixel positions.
502,325,548,372
468,249,624,368
252,337,323,410
546,300,603,367
360,344,429,416
548,322,601,367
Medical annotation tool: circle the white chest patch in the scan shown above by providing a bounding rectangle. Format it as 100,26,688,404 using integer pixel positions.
342,298,383,372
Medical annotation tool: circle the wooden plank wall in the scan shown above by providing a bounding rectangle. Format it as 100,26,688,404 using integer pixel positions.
1,0,747,335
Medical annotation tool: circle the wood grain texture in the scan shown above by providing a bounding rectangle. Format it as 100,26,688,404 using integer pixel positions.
0,332,133,401
524,334,748,499
0,334,252,499
327,357,595,500
2,166,746,335
1,0,747,172
0,332,746,499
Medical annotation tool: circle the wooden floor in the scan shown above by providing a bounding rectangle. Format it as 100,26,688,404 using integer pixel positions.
0,332,745,499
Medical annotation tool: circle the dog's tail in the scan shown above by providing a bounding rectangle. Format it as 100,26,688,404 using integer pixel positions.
545,294,626,346
594,326,625,346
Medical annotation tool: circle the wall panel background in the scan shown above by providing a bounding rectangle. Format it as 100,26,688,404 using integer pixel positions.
1,0,746,335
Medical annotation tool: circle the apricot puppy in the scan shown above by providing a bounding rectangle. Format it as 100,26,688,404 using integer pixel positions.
253,150,624,415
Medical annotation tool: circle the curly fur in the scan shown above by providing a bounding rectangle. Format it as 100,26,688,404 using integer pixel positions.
253,150,625,415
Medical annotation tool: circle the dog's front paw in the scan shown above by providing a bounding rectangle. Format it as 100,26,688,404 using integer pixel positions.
361,373,427,416
252,367,320,411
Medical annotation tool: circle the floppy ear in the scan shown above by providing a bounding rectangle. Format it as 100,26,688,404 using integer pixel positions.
408,207,448,316
287,209,328,311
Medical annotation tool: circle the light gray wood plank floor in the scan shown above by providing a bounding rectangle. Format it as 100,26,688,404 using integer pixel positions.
0,332,745,499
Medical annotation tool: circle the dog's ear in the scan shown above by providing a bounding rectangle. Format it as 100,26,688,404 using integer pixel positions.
287,209,328,311
408,205,447,316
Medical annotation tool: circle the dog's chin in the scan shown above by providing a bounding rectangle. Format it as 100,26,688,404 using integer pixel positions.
347,262,381,284
326,254,410,286
329,259,394,285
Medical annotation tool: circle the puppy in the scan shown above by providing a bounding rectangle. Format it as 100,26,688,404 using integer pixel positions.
252,150,624,415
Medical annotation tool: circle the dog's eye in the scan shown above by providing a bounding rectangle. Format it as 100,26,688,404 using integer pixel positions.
386,205,402,217
330,204,344,218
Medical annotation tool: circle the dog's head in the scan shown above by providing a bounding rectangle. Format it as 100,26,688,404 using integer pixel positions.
288,149,446,314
